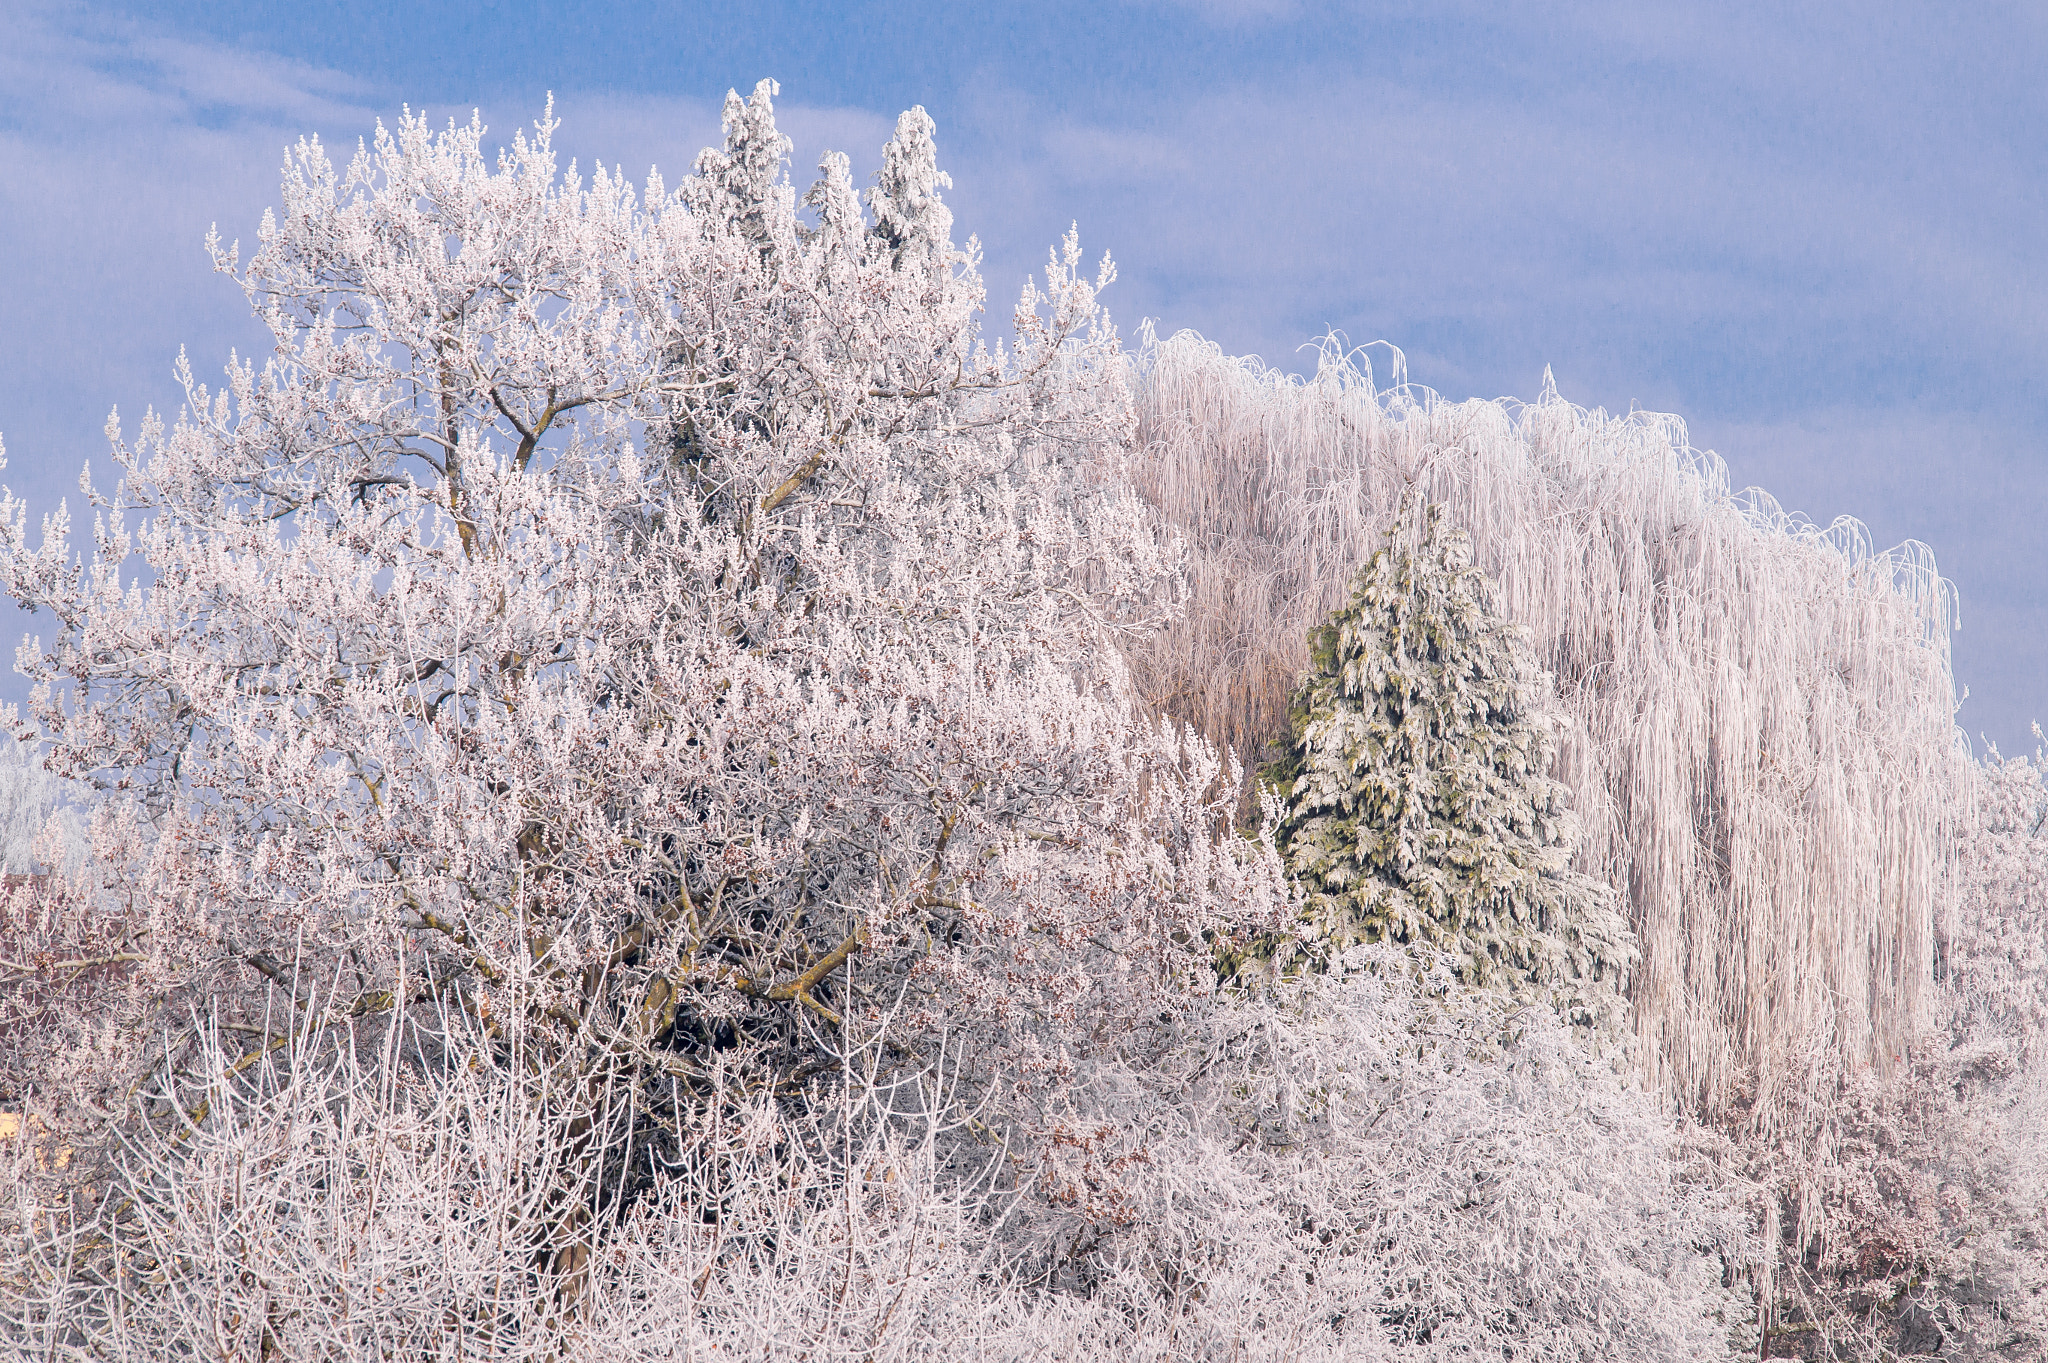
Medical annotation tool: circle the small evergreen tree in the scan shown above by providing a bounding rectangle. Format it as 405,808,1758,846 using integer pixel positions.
1265,501,1635,1023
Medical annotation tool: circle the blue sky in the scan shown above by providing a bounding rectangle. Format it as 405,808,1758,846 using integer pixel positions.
4,0,2045,751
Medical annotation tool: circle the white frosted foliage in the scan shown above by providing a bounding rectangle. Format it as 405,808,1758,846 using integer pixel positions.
0,89,1286,1352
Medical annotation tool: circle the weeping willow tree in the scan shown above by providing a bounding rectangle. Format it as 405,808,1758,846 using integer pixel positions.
1125,330,1965,1137
0,739,88,879
1264,500,1635,1029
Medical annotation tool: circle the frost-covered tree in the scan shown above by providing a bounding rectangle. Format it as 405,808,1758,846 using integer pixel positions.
1123,336,2043,1361
1262,501,1633,1022
0,81,1288,1351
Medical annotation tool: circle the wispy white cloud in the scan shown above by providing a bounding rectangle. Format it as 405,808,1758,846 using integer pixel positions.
963,71,2046,391
0,5,384,481
1,2,374,135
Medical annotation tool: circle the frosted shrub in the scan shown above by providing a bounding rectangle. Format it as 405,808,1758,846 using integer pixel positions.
2,948,1755,1362
4,991,1069,1361
1013,946,1755,1361
1758,1034,2048,1359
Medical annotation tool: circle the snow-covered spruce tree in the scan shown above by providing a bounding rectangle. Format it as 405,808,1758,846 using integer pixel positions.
0,83,1290,1357
1260,501,1633,1023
